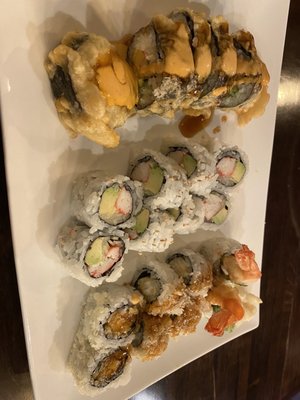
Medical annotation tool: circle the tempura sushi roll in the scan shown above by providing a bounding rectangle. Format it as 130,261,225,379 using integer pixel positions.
71,172,143,233
129,150,188,210
199,237,262,285
169,297,203,337
166,194,204,235
165,140,217,195
196,188,230,230
166,249,212,297
57,220,127,286
131,313,172,361
45,32,138,148
68,332,132,396
214,146,247,188
131,261,187,316
126,207,175,252
80,284,144,350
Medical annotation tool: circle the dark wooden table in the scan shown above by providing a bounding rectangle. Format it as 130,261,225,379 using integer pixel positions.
1,1,300,399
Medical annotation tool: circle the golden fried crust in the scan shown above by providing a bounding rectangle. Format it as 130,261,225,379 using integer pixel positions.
146,282,188,317
169,296,202,337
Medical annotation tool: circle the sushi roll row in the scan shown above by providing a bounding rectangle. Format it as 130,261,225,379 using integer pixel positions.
68,237,262,395
56,140,247,286
45,9,269,148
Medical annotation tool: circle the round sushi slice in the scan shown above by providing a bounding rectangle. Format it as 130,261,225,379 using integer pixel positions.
166,249,212,297
57,220,127,287
196,188,230,230
169,296,203,337
80,284,144,350
131,261,188,316
165,140,217,195
126,207,175,252
199,237,262,285
45,32,138,148
215,146,247,188
71,172,143,233
129,150,188,210
131,313,172,361
166,194,204,235
68,330,132,397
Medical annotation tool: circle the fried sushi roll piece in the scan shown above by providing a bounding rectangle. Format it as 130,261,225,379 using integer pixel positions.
199,237,262,285
215,146,247,188
165,139,217,195
204,279,261,336
166,249,212,297
80,284,144,350
132,261,188,316
126,207,175,252
129,149,188,210
57,220,127,286
71,172,143,233
45,32,138,148
68,331,132,396
169,296,203,337
131,313,172,361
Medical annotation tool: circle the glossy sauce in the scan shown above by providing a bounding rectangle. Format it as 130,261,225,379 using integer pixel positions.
236,86,270,126
179,110,213,137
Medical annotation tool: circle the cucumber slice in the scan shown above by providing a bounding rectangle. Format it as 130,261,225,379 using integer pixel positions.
183,154,197,178
144,165,164,196
134,208,150,234
231,160,246,183
167,208,181,221
210,207,228,225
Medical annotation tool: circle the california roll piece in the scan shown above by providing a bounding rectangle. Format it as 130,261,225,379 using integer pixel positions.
129,150,188,210
165,140,217,195
45,32,138,148
80,284,144,350
131,261,188,316
166,194,204,235
71,172,143,233
131,313,172,361
166,249,212,297
196,188,230,229
68,331,132,396
215,146,247,188
126,207,175,252
199,237,262,285
57,220,127,286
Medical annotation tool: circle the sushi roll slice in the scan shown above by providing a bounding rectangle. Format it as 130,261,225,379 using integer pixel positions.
165,140,217,195
215,146,247,188
71,172,143,233
199,237,262,285
131,261,188,316
57,220,127,287
131,313,172,361
129,150,188,210
126,207,175,253
166,194,204,235
169,296,203,337
166,249,212,297
68,331,132,396
80,284,144,350
196,188,230,230
45,32,138,148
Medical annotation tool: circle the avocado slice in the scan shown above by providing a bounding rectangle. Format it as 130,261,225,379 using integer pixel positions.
85,238,109,267
143,165,164,196
211,207,228,225
183,154,197,178
134,208,150,234
98,185,120,223
167,208,181,221
231,160,246,183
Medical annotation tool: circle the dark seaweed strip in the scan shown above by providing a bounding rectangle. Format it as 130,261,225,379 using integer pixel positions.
218,83,257,108
209,23,221,57
67,34,89,50
233,38,252,61
152,23,164,61
50,66,82,111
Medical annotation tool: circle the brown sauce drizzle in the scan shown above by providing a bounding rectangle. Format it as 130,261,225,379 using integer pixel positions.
179,110,213,138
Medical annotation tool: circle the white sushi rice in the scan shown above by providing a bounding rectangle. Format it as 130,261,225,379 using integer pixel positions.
129,149,188,210
172,194,205,235
71,172,143,233
128,208,175,253
132,260,187,316
68,323,132,397
80,284,144,350
56,219,128,287
164,138,218,196
199,237,242,269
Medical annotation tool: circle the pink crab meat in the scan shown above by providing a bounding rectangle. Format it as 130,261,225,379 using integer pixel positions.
216,157,236,177
115,187,133,215
89,244,123,278
131,161,150,183
168,150,185,165
204,194,224,220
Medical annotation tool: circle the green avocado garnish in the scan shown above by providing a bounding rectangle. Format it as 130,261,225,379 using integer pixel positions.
167,208,181,221
210,207,228,225
98,185,120,224
144,165,164,196
231,160,246,183
85,238,109,267
183,154,197,178
134,208,150,234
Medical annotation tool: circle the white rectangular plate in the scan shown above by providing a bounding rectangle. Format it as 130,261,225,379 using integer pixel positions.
0,1,290,399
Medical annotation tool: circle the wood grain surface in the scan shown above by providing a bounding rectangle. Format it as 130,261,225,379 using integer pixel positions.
1,1,300,399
